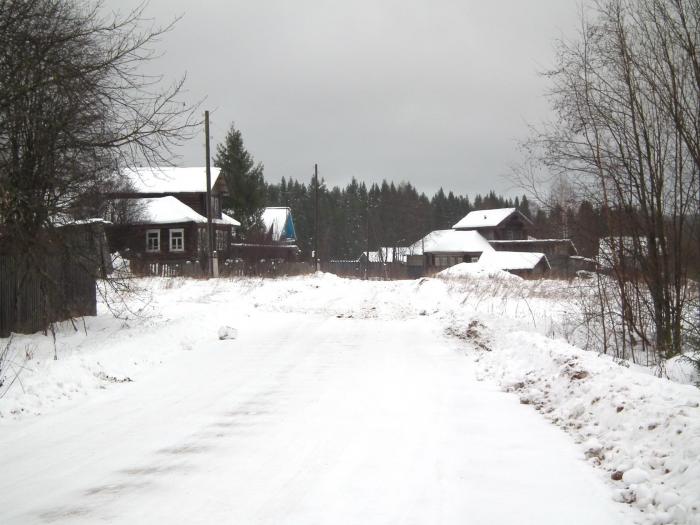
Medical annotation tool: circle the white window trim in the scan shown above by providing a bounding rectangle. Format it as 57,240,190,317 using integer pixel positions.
146,229,160,252
169,228,185,252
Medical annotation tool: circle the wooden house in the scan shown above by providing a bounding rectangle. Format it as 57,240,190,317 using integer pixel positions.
452,208,532,240
105,167,239,272
452,207,580,276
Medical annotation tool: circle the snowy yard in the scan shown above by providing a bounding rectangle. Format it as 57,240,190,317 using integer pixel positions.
0,273,698,524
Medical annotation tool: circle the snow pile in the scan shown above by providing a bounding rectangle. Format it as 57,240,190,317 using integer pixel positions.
437,262,521,281
217,326,237,340
457,320,700,525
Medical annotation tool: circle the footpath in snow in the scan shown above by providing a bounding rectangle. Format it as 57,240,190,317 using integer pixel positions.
0,273,698,524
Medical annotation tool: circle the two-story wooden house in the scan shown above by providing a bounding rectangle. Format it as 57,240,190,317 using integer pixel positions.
105,167,240,272
453,207,583,273
452,208,532,240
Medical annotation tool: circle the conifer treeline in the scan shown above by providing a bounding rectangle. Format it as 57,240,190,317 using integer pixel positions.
264,177,610,261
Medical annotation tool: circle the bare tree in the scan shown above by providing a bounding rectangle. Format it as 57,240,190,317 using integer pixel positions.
0,0,200,332
525,0,699,363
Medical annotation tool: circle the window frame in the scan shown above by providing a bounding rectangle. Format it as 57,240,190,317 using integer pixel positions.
146,229,160,253
169,228,185,252
216,229,228,252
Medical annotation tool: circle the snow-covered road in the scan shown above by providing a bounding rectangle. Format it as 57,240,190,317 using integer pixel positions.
1,308,629,524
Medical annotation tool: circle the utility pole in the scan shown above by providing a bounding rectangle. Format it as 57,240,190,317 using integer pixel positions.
314,163,319,272
205,110,213,277
365,197,370,280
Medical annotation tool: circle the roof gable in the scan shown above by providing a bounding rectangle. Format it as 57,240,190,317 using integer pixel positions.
262,207,296,242
452,208,531,229
120,167,224,194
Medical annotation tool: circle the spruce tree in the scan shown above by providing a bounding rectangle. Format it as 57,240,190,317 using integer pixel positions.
214,124,266,235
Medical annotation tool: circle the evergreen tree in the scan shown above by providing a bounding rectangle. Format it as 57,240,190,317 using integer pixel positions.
214,123,266,235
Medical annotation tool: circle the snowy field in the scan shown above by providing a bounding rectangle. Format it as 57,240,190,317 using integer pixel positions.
0,272,698,524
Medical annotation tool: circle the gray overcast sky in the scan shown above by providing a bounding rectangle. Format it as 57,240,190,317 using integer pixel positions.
107,1,579,197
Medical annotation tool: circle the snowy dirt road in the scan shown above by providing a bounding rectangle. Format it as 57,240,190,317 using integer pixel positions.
1,308,630,524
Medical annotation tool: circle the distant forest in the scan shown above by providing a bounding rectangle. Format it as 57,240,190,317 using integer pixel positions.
264,177,609,261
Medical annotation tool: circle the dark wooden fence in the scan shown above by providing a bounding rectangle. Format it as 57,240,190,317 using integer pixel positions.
0,255,97,337
130,259,314,278
129,258,421,280
322,261,417,280
221,261,314,278
130,259,207,278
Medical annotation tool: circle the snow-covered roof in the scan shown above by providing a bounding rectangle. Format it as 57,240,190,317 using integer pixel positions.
262,207,296,242
364,247,408,263
221,212,241,227
453,208,531,229
121,167,223,194
52,216,111,227
437,262,522,281
478,250,549,271
125,196,208,224
407,230,494,255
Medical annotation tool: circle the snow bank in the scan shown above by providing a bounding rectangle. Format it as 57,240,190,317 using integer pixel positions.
458,320,700,525
436,262,521,281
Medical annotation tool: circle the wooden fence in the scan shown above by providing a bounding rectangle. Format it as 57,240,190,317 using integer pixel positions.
322,261,418,280
130,259,314,278
0,255,97,337
128,258,422,280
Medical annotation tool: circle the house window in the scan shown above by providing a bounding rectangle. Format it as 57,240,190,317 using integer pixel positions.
436,255,450,267
211,196,221,218
216,230,228,251
169,228,184,252
146,229,160,252
197,227,207,253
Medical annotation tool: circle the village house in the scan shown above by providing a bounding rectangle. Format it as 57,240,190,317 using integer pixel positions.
397,207,588,276
403,228,551,277
230,206,299,262
105,167,240,274
452,207,580,275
